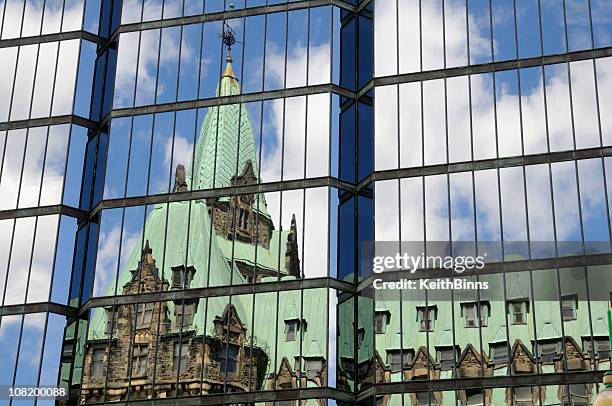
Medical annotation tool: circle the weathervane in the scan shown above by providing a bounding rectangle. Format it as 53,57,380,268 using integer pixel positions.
221,20,238,63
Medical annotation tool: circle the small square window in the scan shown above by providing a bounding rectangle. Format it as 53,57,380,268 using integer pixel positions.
436,347,457,371
416,306,436,332
387,350,413,372
489,343,510,364
171,266,196,289
537,341,561,363
561,296,577,321
305,359,323,379
175,303,195,328
285,319,299,342
583,337,610,360
508,301,527,325
462,302,489,328
374,311,388,334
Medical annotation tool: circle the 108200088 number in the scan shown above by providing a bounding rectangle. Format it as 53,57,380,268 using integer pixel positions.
2,386,68,400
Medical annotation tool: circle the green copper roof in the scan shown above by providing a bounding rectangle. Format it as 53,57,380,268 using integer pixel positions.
190,62,260,192
89,200,246,339
216,229,291,275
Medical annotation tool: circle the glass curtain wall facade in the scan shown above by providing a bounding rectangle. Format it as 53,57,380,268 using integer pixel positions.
0,0,610,405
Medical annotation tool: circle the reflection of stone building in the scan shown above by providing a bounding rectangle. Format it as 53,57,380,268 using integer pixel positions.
337,274,610,406
81,54,326,403
81,243,269,402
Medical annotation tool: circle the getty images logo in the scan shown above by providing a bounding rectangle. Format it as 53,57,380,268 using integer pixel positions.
372,252,486,274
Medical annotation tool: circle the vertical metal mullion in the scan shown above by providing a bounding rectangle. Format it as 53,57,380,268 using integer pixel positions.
585,0,608,377
171,0,190,395
7,312,26,406
511,1,541,401
217,0,234,393
297,3,311,389
246,101,261,392
0,0,9,39
144,0,170,396
36,21,69,406
559,2,582,393
440,0,454,399
2,0,23,126
271,2,290,391
123,0,158,397
244,0,269,391
9,218,40,406
187,3,208,397
464,0,476,399
392,0,404,398
587,9,612,249
530,3,548,404
353,19,358,380
325,5,333,396
33,312,52,406
0,218,17,306
222,0,247,391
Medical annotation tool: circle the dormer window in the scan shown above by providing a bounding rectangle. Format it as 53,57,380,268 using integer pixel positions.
416,306,437,332
461,302,489,328
489,343,510,364
507,300,528,325
387,350,413,372
374,311,390,334
561,295,577,321
174,303,196,328
305,359,323,379
536,340,561,363
583,337,610,360
285,319,299,342
436,346,458,370
171,265,195,289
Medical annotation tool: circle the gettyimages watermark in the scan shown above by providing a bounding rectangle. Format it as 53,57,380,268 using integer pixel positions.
371,249,489,291
360,241,612,300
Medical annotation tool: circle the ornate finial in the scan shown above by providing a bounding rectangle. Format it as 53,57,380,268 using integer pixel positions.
221,21,236,63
